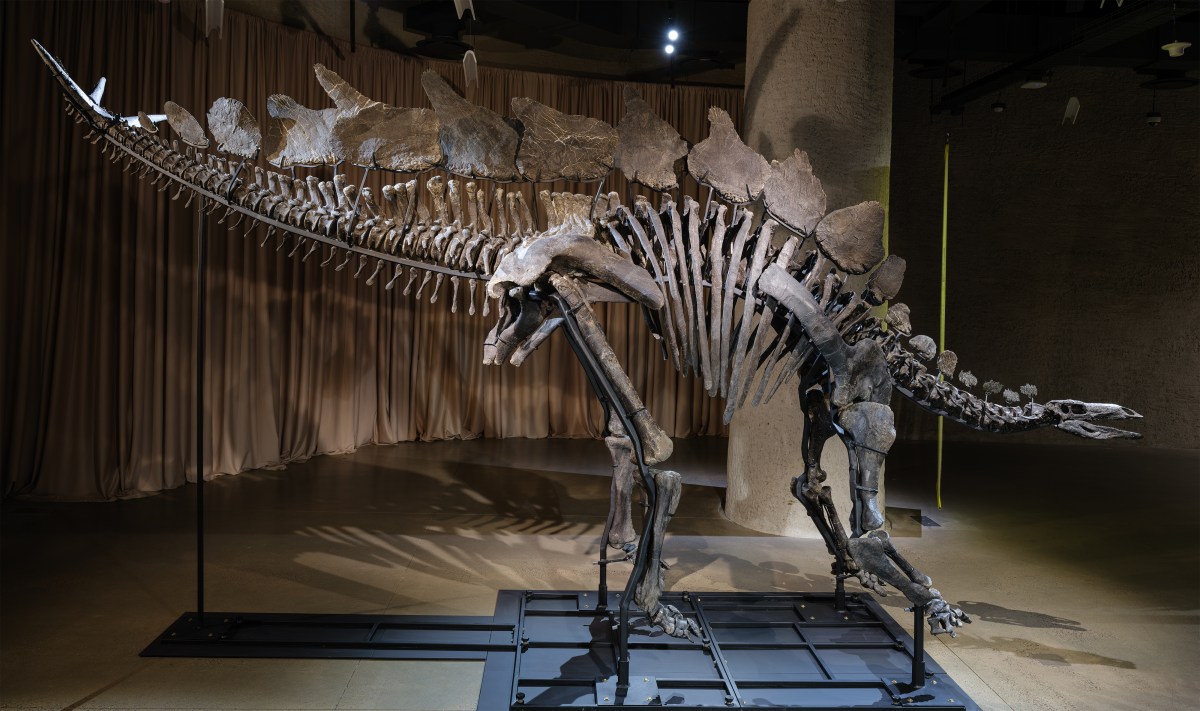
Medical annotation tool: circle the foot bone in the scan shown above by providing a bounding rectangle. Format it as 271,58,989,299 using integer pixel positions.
847,533,971,636
647,602,701,641
918,595,972,637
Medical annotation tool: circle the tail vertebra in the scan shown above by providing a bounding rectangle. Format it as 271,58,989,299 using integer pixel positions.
877,320,1142,440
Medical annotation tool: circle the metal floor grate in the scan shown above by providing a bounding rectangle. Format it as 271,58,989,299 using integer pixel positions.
143,590,980,709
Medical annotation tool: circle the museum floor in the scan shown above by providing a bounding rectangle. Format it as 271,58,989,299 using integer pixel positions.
2,438,1197,711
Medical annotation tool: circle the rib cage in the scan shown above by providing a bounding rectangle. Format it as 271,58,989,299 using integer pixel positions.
596,192,877,423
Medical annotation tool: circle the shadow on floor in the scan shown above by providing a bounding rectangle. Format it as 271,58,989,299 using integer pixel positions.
955,601,1085,631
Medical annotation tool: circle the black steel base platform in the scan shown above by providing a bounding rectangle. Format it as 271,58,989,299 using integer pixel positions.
143,590,980,710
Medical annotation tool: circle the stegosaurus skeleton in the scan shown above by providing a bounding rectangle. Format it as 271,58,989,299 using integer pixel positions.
34,40,1141,642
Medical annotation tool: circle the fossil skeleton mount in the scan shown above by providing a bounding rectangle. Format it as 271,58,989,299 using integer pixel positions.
33,39,1142,645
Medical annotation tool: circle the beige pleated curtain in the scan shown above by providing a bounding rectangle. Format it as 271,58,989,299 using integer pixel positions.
1,0,741,501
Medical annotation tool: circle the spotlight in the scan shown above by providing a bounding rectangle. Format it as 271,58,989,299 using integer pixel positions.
664,44,675,55
667,29,679,42
992,100,1006,113
1145,111,1162,126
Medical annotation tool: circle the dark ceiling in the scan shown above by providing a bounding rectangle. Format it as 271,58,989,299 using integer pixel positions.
227,0,1199,111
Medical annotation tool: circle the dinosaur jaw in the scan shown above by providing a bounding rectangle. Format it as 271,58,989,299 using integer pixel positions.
1047,399,1143,440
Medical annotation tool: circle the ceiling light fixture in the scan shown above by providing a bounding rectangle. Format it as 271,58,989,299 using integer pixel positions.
667,29,679,42
1162,40,1192,57
1020,72,1051,89
664,44,675,55
1162,3,1191,57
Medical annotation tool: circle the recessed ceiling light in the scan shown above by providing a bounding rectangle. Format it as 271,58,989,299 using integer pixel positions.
664,44,675,55
667,29,679,42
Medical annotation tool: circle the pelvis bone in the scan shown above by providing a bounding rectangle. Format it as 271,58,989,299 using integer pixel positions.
487,222,663,311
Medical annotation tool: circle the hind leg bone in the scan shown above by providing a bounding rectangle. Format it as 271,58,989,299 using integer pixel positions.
835,400,971,636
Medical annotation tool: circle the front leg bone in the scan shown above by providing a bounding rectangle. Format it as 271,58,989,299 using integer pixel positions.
633,469,700,640
603,413,638,551
549,274,671,465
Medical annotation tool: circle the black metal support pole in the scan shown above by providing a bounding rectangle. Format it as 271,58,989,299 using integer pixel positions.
834,572,847,613
195,201,208,624
911,604,926,688
551,293,657,693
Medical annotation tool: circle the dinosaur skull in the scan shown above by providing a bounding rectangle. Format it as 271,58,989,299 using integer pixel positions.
482,287,555,366
1047,399,1142,439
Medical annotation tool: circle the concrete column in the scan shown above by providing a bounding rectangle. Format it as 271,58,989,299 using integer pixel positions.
726,0,894,537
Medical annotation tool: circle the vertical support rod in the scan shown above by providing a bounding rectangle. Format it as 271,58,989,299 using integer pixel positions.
195,201,208,622
936,133,950,509
911,603,927,688
834,573,847,614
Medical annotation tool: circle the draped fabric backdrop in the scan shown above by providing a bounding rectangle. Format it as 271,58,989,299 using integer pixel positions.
2,0,740,501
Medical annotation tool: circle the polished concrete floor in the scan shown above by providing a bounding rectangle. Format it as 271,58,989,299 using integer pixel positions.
2,437,1197,710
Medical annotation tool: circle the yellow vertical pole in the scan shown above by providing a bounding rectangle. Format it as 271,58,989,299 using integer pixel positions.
937,133,949,509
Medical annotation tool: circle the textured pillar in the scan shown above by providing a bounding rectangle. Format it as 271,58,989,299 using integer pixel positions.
726,0,894,537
